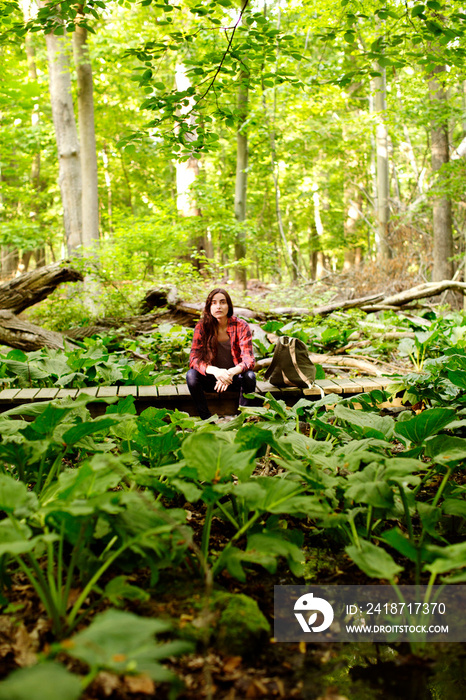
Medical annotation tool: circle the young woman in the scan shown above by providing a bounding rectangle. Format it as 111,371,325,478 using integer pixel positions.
186,288,256,419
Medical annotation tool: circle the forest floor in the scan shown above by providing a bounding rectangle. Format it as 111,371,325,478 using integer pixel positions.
1,529,443,700
2,467,463,700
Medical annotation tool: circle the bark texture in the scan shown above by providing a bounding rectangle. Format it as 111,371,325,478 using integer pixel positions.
44,29,82,253
371,63,390,261
0,311,69,351
429,65,453,281
234,72,249,289
73,23,99,247
174,64,205,268
0,263,83,314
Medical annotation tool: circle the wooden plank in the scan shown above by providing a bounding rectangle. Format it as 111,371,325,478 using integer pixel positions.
330,377,364,393
14,388,41,400
77,387,99,397
176,384,191,396
0,388,21,400
353,377,394,392
96,386,119,398
56,388,78,399
256,380,277,394
35,388,60,400
371,376,399,388
279,386,303,397
117,385,138,397
315,379,343,394
138,385,158,398
303,384,325,397
157,384,177,397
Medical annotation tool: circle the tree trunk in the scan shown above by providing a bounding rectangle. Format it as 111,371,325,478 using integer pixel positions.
371,63,390,261
234,71,249,289
44,26,82,254
174,64,205,269
1,247,19,280
429,65,453,281
19,0,46,271
73,23,99,247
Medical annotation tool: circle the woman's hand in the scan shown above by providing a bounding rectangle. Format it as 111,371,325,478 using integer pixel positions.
214,368,233,385
214,378,229,392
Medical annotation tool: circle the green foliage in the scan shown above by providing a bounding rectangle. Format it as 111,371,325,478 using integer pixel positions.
0,328,194,389
0,663,82,700
58,608,192,682
0,307,466,694
0,609,191,700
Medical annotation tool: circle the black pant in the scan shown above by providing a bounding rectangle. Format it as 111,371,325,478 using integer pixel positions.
186,368,256,419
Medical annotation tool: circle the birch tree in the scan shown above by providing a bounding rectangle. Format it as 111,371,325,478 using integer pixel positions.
234,69,249,289
44,26,82,254
371,62,390,262
174,63,204,269
73,21,99,247
429,64,453,281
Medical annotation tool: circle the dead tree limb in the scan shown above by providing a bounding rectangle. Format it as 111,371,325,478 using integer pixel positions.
0,311,73,351
365,281,466,309
141,281,466,323
0,263,83,314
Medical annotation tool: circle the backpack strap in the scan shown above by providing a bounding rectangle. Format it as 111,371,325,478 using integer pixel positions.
289,338,315,389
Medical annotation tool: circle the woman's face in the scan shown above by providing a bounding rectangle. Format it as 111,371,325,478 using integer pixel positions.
210,292,229,322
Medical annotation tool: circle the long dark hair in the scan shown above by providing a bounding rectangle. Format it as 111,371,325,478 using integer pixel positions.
198,288,234,364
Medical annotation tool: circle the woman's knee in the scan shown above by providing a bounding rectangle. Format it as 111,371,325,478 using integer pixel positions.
186,368,199,389
242,370,256,389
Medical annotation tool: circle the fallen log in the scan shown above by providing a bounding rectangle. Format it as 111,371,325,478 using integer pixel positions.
0,263,83,314
140,281,466,323
0,310,74,351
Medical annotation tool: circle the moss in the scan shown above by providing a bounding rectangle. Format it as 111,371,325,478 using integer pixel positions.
175,590,271,656
215,592,271,656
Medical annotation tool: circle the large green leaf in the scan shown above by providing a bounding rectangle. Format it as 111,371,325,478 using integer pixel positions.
1,358,49,381
346,540,403,580
424,542,466,576
217,529,304,580
234,477,316,516
61,609,192,681
0,474,38,516
60,416,121,446
0,662,82,700
442,498,466,518
381,527,419,563
0,521,57,557
21,404,73,439
182,432,256,482
383,457,426,485
333,404,394,440
394,407,456,445
447,369,466,389
424,435,466,463
345,464,394,508
42,454,129,504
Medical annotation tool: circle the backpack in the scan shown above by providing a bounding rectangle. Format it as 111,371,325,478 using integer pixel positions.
264,336,316,389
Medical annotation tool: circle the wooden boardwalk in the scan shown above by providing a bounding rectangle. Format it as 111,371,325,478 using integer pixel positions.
0,376,397,416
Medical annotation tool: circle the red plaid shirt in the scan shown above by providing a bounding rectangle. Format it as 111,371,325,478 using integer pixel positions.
189,316,255,375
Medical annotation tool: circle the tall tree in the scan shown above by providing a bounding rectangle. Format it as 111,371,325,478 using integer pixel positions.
234,68,249,289
371,62,390,261
174,62,205,268
73,19,99,247
429,64,453,281
21,0,46,270
44,26,82,254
